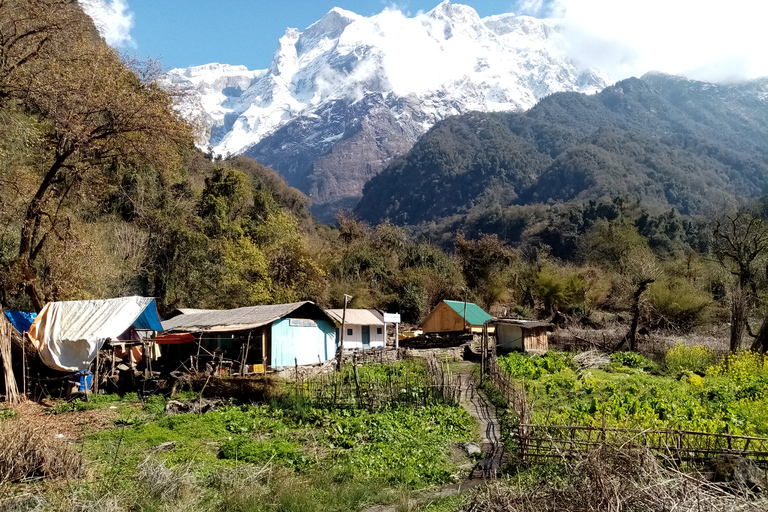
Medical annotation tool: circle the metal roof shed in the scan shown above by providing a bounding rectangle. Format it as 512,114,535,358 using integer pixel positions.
492,319,550,354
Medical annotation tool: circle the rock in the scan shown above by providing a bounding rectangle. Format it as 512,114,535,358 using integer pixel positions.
460,442,482,456
154,441,176,452
165,398,226,415
706,454,768,492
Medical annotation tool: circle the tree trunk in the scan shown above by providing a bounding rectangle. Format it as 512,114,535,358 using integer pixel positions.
619,279,654,352
750,316,768,353
730,287,748,352
16,148,73,311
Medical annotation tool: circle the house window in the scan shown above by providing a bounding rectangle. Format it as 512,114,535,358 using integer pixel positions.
347,328,353,336
376,328,382,334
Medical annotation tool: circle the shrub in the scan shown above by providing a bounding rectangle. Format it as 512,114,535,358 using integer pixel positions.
611,352,650,370
706,351,768,380
646,278,711,330
498,352,575,379
665,344,717,375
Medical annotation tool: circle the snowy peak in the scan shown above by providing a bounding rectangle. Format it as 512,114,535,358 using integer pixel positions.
269,28,300,76
297,7,361,56
167,2,610,217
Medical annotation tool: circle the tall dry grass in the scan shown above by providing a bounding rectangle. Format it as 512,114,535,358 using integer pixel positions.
0,417,81,484
464,445,767,512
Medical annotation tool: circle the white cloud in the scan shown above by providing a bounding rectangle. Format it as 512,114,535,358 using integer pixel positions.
527,0,768,83
79,0,135,49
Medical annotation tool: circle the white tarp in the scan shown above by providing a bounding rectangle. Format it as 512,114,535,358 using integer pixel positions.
27,296,157,372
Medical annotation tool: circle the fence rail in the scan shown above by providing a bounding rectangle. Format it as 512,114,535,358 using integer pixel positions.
512,423,768,468
481,350,768,468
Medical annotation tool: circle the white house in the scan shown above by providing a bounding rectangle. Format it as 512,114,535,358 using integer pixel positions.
325,309,385,350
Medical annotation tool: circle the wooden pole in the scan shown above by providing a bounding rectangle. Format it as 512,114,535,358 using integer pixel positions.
94,350,100,395
336,294,352,371
0,311,20,403
22,335,26,398
395,322,399,350
261,329,267,374
242,331,252,376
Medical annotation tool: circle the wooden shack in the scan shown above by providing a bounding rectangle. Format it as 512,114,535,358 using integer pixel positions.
160,301,337,371
493,319,549,354
420,300,493,334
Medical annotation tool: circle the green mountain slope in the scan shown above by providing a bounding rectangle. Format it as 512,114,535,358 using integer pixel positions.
355,74,768,225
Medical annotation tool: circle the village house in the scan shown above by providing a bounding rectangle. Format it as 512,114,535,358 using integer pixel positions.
420,300,493,334
324,309,386,350
160,301,337,371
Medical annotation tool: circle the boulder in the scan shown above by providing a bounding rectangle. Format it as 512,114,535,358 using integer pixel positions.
164,398,225,415
459,442,482,456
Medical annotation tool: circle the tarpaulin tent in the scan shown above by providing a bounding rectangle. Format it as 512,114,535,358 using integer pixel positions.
27,296,163,372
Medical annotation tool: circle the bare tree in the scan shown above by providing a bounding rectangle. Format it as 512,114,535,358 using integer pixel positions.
712,208,768,352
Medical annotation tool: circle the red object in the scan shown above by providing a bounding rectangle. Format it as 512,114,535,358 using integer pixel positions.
155,332,195,345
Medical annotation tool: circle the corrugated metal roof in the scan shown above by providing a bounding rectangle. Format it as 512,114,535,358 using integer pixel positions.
491,318,551,329
325,309,384,326
443,300,492,326
162,301,320,332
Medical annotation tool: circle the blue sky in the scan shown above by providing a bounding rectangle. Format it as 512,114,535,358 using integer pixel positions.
121,1,523,70
81,0,768,82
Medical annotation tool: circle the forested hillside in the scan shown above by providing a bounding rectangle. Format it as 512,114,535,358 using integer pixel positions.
5,1,768,353
356,74,768,226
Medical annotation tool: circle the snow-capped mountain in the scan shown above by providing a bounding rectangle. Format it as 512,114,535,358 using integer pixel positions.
167,1,609,220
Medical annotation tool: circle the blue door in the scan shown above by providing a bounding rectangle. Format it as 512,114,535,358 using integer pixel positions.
362,325,370,349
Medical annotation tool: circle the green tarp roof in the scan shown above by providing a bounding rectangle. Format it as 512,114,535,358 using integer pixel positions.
443,300,492,326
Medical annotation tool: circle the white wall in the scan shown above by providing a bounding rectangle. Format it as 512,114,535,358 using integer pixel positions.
339,323,385,350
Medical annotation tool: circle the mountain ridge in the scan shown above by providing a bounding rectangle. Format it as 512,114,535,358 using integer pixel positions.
166,1,608,221
354,73,768,226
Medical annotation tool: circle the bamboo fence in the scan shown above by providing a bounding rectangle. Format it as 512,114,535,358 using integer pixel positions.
292,355,461,409
513,423,768,468
483,353,768,468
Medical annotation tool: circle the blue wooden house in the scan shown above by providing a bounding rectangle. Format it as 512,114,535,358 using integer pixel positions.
161,301,337,370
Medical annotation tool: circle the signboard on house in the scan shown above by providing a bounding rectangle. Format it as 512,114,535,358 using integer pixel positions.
289,318,318,327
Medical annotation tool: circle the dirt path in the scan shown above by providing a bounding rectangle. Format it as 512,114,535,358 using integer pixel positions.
453,361,504,478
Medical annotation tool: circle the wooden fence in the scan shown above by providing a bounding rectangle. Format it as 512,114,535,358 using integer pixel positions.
512,423,768,468
292,355,461,409
482,352,768,468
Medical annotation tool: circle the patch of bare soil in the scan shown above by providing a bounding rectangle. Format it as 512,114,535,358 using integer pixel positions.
5,401,124,441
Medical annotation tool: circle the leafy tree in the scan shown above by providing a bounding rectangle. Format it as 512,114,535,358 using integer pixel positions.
0,1,190,309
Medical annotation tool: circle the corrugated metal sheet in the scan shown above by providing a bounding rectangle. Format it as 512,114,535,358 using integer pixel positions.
162,301,316,332
325,309,384,326
491,319,551,329
442,300,492,326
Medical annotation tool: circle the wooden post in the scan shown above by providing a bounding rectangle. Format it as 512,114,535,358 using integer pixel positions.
22,335,27,398
463,299,468,332
94,350,100,395
261,329,267,374
242,331,252,376
336,294,352,371
0,311,20,403
195,336,202,372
